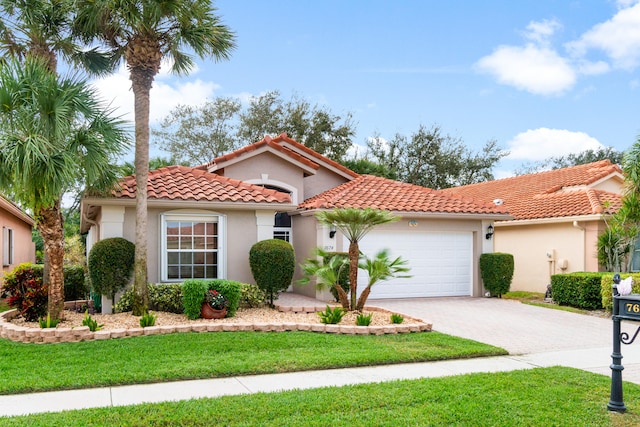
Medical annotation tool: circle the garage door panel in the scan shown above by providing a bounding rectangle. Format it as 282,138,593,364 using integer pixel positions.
354,231,472,299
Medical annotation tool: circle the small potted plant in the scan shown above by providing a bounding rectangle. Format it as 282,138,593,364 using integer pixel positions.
201,289,229,319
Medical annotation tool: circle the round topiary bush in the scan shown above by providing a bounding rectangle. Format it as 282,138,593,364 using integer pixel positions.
88,237,135,306
249,239,295,306
479,252,514,297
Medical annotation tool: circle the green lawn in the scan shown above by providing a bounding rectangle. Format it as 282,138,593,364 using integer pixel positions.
0,299,8,313
2,367,639,426
0,331,505,395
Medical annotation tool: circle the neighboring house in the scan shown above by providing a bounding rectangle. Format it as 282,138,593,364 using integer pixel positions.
81,134,510,301
0,195,36,283
442,160,624,294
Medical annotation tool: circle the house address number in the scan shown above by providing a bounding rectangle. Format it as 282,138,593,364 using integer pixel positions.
617,295,640,321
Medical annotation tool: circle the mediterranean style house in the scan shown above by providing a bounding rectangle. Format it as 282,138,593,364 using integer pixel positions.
81,134,510,303
0,195,35,283
443,160,624,293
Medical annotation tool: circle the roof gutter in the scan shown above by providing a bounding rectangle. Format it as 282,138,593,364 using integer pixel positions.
495,214,605,228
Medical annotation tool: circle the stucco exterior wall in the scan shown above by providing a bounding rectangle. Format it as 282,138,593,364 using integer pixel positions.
0,206,35,281
291,214,320,298
303,169,351,200
222,152,304,203
495,220,602,293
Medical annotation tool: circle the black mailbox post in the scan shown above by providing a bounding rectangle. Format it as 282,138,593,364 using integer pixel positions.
608,276,640,413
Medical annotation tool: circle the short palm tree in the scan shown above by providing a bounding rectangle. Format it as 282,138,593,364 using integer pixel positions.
298,248,351,309
315,208,398,310
73,0,236,315
357,249,410,311
0,58,130,320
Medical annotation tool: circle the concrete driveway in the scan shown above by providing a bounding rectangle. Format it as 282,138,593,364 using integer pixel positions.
373,297,613,354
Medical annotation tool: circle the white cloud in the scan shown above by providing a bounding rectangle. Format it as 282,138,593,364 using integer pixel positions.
522,19,562,46
475,44,575,95
506,128,603,161
90,65,219,125
566,2,640,70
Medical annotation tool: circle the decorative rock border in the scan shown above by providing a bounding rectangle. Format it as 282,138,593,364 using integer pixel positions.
0,305,432,344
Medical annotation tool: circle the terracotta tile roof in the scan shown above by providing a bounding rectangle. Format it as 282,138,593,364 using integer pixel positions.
270,133,360,179
203,133,359,179
297,175,509,215
113,166,291,204
442,160,623,220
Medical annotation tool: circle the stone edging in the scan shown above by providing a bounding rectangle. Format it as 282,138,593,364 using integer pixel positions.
0,305,432,344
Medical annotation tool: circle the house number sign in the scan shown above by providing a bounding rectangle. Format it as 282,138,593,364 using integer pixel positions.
618,296,640,321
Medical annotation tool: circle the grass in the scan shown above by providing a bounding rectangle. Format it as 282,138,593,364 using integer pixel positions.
0,331,506,395
504,291,607,316
2,367,639,426
0,299,8,313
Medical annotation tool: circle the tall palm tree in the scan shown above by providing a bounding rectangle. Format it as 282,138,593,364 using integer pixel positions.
0,58,130,320
73,0,236,315
315,208,398,310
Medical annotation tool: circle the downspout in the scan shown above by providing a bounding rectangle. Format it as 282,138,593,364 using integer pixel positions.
573,221,585,271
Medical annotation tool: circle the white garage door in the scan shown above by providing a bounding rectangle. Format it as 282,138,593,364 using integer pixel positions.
354,230,472,299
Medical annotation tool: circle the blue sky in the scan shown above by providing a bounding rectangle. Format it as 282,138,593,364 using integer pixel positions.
92,0,640,178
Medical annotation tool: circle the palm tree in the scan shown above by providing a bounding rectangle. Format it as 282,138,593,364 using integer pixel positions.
73,0,236,315
356,249,410,311
0,58,130,320
0,0,112,74
298,248,351,309
315,208,398,310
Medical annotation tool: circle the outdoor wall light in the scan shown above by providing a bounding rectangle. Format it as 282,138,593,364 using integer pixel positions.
485,224,494,240
329,225,337,238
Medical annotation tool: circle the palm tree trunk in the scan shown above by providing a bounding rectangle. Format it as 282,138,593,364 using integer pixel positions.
333,284,350,310
130,69,153,316
348,241,359,311
356,286,372,311
37,201,65,320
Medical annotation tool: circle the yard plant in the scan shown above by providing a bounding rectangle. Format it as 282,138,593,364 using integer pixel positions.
2,367,638,426
0,331,504,395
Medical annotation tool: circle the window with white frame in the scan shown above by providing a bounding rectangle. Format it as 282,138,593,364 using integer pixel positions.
160,213,224,281
274,212,292,242
2,226,13,267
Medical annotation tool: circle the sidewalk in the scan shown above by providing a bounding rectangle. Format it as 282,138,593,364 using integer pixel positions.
2,294,639,417
2,346,640,417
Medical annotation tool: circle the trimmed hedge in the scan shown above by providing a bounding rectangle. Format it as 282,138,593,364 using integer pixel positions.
551,272,607,310
182,279,242,319
31,264,87,301
88,238,135,300
601,273,640,311
479,253,514,297
249,239,295,305
114,284,183,314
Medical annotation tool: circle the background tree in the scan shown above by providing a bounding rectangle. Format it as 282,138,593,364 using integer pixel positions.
152,97,242,165
366,125,507,189
74,0,236,315
119,156,188,177
154,90,357,165
315,208,398,311
515,147,623,175
0,58,129,320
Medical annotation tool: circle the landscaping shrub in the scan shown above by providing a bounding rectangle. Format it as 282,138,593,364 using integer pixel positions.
324,251,350,303
356,312,373,326
601,273,640,311
206,279,242,317
0,263,47,321
180,279,241,319
88,237,135,304
115,283,183,314
551,272,607,310
182,279,209,319
318,305,345,324
479,253,514,297
249,239,295,306
29,264,86,301
239,282,266,308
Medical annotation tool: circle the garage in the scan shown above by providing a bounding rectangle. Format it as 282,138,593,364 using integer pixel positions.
354,230,473,299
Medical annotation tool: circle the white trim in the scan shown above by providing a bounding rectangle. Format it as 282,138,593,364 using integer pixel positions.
159,212,226,282
2,226,13,267
246,177,298,205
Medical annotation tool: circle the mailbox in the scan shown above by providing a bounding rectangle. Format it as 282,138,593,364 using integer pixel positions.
616,294,640,321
